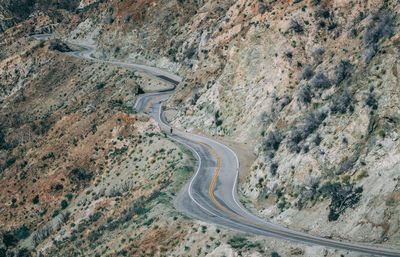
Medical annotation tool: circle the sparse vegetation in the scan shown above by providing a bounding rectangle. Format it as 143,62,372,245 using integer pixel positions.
330,90,353,114
310,47,325,60
363,13,394,63
279,95,291,111
262,131,283,151
270,163,278,176
190,90,200,105
288,111,327,152
334,60,352,85
365,92,378,110
227,236,247,249
312,133,322,146
1,1,399,255
318,182,363,221
310,71,331,89
60,200,68,209
300,65,314,80
48,40,71,52
124,15,131,23
363,46,377,64
69,167,93,186
32,195,39,204
106,14,114,24
14,225,30,241
363,14,394,46
271,252,281,257
184,47,197,59
65,193,73,201
296,84,312,104
3,232,18,247
177,165,194,174
289,19,304,33
357,170,369,180
89,212,102,222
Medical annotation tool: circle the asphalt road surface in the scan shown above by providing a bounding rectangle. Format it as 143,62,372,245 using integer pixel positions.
32,34,400,256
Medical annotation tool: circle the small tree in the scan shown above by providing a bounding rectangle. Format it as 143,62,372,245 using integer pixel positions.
61,200,68,210
32,195,39,204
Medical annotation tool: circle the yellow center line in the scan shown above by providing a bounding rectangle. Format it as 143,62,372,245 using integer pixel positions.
144,93,399,256
145,95,163,113
177,134,399,256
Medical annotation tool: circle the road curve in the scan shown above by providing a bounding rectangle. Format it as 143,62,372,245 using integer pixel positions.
32,34,400,256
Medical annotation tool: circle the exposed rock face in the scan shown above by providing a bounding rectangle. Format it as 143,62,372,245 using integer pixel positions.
162,0,399,247
1,0,399,256
62,0,400,247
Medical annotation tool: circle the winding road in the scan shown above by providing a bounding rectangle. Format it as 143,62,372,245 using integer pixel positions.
32,34,400,256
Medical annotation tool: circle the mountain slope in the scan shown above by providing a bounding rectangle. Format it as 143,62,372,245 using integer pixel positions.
0,0,399,256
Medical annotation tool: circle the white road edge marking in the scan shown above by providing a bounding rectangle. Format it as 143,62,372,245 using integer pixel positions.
156,100,218,217
31,34,400,256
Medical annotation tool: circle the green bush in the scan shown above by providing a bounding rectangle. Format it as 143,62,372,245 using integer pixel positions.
61,200,68,210
88,230,101,243
65,193,73,201
262,131,283,151
357,170,369,180
14,225,30,240
6,157,16,168
177,166,194,174
131,202,149,216
89,212,102,222
70,167,93,183
52,209,60,218
143,217,156,227
2,232,18,247
228,236,248,249
319,182,363,221
32,195,39,204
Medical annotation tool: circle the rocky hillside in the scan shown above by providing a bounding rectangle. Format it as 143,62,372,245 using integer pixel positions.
0,0,79,33
166,0,400,248
0,0,399,256
0,19,354,257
